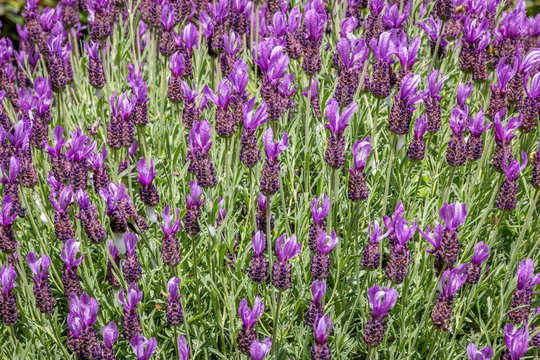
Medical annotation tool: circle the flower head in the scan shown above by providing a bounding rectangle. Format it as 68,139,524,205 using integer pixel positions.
314,315,332,344
131,335,157,360
26,252,51,282
351,136,372,171
177,334,190,360
170,52,185,77
316,230,338,255
419,222,444,254
439,201,467,231
263,128,288,161
311,279,326,304
324,99,357,136
186,180,204,208
61,239,83,268
67,128,97,162
137,157,157,186
68,293,99,328
471,242,489,265
368,221,388,244
0,195,17,226
311,193,330,225
441,267,467,297
275,234,301,262
503,323,529,360
0,264,17,295
449,107,468,135
204,79,232,110
469,109,490,137
102,321,119,349
119,282,143,312
252,231,266,257
369,31,397,62
188,120,212,154
493,110,521,144
161,205,181,238
367,285,398,318
243,98,268,133
168,277,182,300
503,151,528,181
238,296,264,329
516,258,540,291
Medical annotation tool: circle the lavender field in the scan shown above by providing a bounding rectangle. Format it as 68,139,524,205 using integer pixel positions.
0,0,539,358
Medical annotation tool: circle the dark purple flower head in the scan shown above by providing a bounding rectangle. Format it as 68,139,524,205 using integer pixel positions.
26,252,51,282
367,285,398,319
351,136,372,171
492,57,517,92
525,72,540,99
177,334,190,360
0,263,17,295
471,241,489,265
304,7,326,42
137,158,156,186
110,91,135,121
243,98,268,133
457,82,473,108
61,239,83,268
275,234,301,262
413,116,427,139
83,40,100,60
229,59,249,96
252,231,266,257
428,70,449,100
439,201,467,231
161,205,181,238
170,52,185,77
204,79,232,110
311,279,326,305
0,195,17,226
188,120,212,154
316,230,338,255
186,180,204,208
238,295,264,329
503,323,529,359
441,266,467,297
396,35,420,70
167,277,182,300
311,193,330,225
68,292,99,328
494,111,521,143
516,258,540,291
398,74,427,107
449,107,469,135
418,18,447,45
469,109,490,136
103,321,118,349
131,335,157,360
394,216,417,247
119,282,143,312
503,151,528,181
161,3,175,31
250,338,271,360
0,156,20,184
368,221,388,244
263,128,288,161
50,185,73,214
324,99,358,136
383,201,405,233
369,31,397,62
466,342,493,360
124,232,138,256
314,315,332,344
419,222,444,254
67,128,97,162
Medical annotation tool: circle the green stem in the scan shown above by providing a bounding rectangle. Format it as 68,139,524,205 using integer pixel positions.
430,22,446,69
366,347,374,360
271,290,283,356
426,329,441,359
191,234,202,313
329,168,338,230
441,166,456,206
382,135,397,217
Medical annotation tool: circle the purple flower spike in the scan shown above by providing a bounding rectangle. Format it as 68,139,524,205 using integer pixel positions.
306,278,326,326
275,234,301,262
27,252,56,313
439,201,467,231
502,324,529,360
383,201,406,239
427,70,449,101
363,220,387,269
467,342,493,360
131,335,157,360
351,136,372,171
457,82,473,110
516,258,540,291
418,17,447,57
188,120,212,155
177,335,190,360
469,108,490,137
169,52,185,77
369,31,397,62
311,193,330,226
250,338,271,360
239,296,264,329
396,35,420,77
0,263,18,324
431,266,467,331
471,242,489,265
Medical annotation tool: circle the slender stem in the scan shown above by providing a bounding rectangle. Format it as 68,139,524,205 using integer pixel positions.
382,135,397,217
442,166,456,205
399,162,414,202
329,168,338,230
271,290,283,355
430,22,446,69
366,347,374,360
249,168,256,226
304,75,314,199
426,329,441,359
371,98,381,164
513,189,539,259
415,133,433,197
191,234,202,313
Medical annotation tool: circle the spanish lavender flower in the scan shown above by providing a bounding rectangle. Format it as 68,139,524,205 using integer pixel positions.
383,200,406,246
168,52,185,103
308,193,330,253
493,111,521,172
22,0,41,43
0,195,17,254
348,137,372,202
181,81,207,129
87,0,113,41
249,231,268,284
460,18,489,73
324,99,357,168
521,73,540,133
419,222,445,275
383,3,411,37
0,263,17,325
44,126,70,183
311,230,338,280
386,217,417,284
302,7,326,75
390,74,426,135
240,98,267,168
76,190,106,244
334,37,368,107
67,128,97,191
166,277,184,326
256,193,274,234
532,141,540,189
495,11,526,65
369,31,397,99
8,122,37,189
507,49,540,104
395,35,420,82
34,76,53,128
128,75,150,127
123,233,142,284
457,82,473,113
101,321,118,360
220,32,241,77
418,18,448,58
446,107,468,167
284,8,303,59
106,239,121,288
311,315,332,360
14,49,33,88
260,128,288,196
101,183,129,247
137,157,160,218
38,8,58,55
363,285,398,347
363,221,387,270
84,41,105,88
61,239,83,297
365,0,386,41
47,35,69,92
186,120,217,188
161,205,182,267
256,41,289,122
67,293,101,359
272,234,301,291
119,282,143,340
0,91,10,131
89,146,110,193
303,77,322,119
408,116,427,161
466,342,493,359
438,201,467,266
131,335,157,360
204,79,235,137
231,0,251,35
250,338,271,360
202,0,229,54
434,0,453,21
487,58,516,120
50,185,75,243
464,241,489,284
472,34,491,83
61,0,80,28
467,109,491,162
501,323,529,360
431,266,467,331
237,296,264,354
160,4,177,56
305,279,326,327
228,59,249,125
109,92,136,149
278,73,296,118
27,252,56,313
185,180,204,235
508,257,540,324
